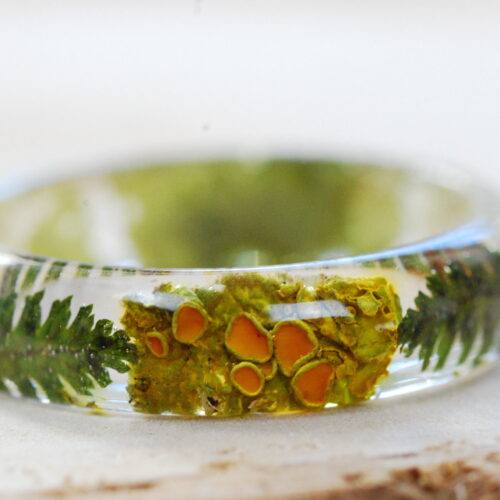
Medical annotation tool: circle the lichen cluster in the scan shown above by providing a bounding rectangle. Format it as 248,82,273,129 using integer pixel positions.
122,273,402,416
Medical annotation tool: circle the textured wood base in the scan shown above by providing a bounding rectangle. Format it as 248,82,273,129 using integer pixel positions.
1,365,499,499
29,446,500,499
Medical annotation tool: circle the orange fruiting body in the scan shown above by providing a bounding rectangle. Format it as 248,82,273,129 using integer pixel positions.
230,362,265,396
292,360,334,408
259,358,278,380
225,314,272,363
272,320,318,376
173,302,208,344
145,331,169,358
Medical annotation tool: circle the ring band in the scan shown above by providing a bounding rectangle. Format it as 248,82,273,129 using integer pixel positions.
0,157,497,416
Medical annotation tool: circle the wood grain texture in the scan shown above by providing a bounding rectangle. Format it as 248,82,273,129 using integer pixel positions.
32,450,500,499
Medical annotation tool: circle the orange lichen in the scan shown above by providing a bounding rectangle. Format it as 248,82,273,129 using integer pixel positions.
292,360,334,407
272,320,318,376
225,314,272,363
259,359,278,380
230,362,265,396
173,302,208,344
145,332,168,358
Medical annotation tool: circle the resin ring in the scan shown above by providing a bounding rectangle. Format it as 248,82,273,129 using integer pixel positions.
0,158,498,416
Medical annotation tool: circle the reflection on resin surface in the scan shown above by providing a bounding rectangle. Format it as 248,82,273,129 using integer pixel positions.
0,159,471,267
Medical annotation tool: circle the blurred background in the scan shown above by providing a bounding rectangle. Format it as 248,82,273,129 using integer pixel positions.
0,0,499,184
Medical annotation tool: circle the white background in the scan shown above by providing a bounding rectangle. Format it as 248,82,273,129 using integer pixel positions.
0,1,499,181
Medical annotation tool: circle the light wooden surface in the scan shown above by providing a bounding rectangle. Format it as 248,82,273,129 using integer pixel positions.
0,2,499,498
0,366,498,498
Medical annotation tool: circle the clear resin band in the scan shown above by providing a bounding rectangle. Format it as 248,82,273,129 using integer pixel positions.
0,158,497,416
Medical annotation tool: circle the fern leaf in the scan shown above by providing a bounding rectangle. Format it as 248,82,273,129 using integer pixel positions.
398,248,500,370
0,290,137,404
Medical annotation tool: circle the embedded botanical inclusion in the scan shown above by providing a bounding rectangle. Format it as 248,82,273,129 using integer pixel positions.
122,273,402,416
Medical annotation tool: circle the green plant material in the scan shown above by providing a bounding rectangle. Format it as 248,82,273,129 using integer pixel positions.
123,298,246,416
45,261,67,283
1,264,22,295
398,249,500,370
75,264,93,278
311,276,401,404
230,362,265,396
20,264,43,291
0,291,137,404
124,273,402,416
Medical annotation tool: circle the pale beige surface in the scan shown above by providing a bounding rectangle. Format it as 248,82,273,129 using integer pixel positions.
0,2,499,498
0,366,498,497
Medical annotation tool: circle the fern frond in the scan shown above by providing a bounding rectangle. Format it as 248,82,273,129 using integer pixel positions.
0,291,137,404
398,249,500,370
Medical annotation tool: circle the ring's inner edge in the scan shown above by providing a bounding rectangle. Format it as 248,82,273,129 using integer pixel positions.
0,159,475,268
